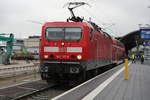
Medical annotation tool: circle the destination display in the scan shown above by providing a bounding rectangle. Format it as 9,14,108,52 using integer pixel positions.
141,29,150,39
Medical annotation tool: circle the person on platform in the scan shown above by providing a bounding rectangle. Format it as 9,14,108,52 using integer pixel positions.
140,53,144,64
131,53,136,63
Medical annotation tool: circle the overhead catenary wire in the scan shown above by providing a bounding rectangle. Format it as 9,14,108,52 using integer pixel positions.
27,20,42,25
82,7,119,37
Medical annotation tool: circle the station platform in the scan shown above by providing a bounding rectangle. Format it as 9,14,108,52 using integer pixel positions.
0,60,39,78
0,60,33,69
0,60,39,69
83,62,150,100
52,62,150,100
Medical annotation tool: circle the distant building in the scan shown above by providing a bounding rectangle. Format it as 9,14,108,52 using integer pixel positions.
0,42,6,50
0,39,24,53
13,39,24,53
24,36,41,54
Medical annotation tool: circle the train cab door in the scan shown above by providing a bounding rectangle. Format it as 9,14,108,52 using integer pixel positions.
109,38,113,64
93,38,98,66
112,45,117,63
112,45,115,62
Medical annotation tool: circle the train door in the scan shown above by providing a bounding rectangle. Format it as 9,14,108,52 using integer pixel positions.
89,29,95,59
100,35,104,58
95,38,98,64
112,45,116,62
108,38,113,64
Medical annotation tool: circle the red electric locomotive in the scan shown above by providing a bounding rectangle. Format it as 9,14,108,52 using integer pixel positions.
39,2,125,84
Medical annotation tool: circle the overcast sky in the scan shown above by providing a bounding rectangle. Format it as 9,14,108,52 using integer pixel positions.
0,0,150,38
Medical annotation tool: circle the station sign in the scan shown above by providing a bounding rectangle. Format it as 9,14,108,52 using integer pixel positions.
140,29,150,39
143,40,150,46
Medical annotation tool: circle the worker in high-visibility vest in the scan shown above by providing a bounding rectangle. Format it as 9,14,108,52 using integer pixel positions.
131,53,136,63
141,53,144,64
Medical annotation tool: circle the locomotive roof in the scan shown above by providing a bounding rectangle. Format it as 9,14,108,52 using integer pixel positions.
43,21,115,39
43,22,90,26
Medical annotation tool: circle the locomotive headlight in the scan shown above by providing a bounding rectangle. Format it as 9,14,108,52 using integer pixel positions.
44,55,49,59
77,55,82,60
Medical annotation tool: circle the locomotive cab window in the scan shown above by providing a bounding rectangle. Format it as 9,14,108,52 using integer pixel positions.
65,27,82,41
45,27,82,41
46,28,64,40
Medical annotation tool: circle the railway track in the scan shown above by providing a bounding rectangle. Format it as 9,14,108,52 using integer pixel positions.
19,85,72,100
13,84,52,100
0,62,39,79
0,80,52,100
0,80,72,100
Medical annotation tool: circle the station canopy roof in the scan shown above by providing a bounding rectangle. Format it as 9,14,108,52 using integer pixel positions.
117,30,144,52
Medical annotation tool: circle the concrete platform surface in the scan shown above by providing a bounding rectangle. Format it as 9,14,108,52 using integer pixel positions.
85,63,150,100
0,60,39,78
0,60,39,69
